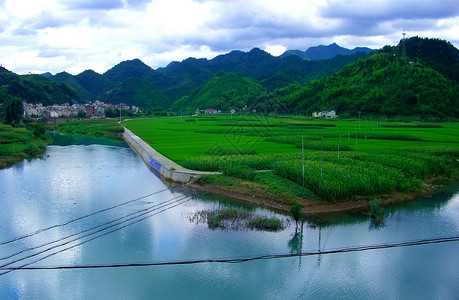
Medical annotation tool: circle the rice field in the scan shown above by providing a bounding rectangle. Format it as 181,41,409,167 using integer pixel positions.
124,115,459,202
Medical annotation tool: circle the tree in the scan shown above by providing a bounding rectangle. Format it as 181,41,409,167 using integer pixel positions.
31,123,46,138
77,110,86,118
289,200,304,228
1,96,23,125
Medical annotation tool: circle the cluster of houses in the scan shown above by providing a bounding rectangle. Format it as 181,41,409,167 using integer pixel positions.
22,101,140,119
197,107,338,118
312,110,337,118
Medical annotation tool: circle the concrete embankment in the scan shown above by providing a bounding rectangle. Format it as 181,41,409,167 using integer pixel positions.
123,127,217,183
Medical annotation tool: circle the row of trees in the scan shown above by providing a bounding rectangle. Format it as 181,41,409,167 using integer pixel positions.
0,97,23,125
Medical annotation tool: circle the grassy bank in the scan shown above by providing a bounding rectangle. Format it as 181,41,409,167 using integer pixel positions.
54,119,124,139
124,116,459,208
0,123,50,169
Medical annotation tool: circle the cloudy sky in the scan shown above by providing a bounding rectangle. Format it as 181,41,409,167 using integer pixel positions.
1,0,458,75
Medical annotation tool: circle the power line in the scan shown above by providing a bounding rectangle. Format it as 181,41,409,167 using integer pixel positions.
1,236,458,271
0,196,190,274
0,187,172,246
0,194,188,262
0,196,191,276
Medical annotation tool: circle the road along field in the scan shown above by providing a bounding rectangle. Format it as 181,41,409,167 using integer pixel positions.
123,115,459,210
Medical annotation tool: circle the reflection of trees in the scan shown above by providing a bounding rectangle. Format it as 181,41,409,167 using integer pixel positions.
288,223,304,254
369,218,386,230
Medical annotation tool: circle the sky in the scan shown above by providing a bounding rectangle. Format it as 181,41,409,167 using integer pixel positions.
1,0,458,75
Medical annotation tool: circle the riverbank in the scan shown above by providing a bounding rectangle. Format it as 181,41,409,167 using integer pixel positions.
187,176,455,215
0,123,50,169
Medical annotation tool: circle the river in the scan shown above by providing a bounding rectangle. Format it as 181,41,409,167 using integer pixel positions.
0,141,458,299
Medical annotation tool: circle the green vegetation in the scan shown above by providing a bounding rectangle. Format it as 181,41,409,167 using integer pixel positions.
0,66,81,106
188,207,286,231
125,115,459,205
285,38,459,119
0,123,49,168
368,199,386,224
105,78,170,110
172,72,265,111
55,119,124,139
247,216,284,231
289,200,304,225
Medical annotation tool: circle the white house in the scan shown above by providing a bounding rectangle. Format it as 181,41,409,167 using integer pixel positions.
323,110,337,118
312,111,322,118
205,108,218,114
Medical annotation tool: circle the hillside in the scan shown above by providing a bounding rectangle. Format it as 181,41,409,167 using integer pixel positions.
172,72,265,111
286,38,459,119
395,36,459,82
0,66,80,105
53,71,92,100
104,78,170,110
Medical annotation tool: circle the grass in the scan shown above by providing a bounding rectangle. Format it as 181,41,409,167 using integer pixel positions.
55,119,124,139
188,207,287,231
124,115,459,202
0,123,50,168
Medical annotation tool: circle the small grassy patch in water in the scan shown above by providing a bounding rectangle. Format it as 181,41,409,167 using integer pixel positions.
188,208,288,231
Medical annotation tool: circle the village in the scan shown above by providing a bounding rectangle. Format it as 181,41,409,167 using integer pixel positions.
22,101,140,119
199,107,338,118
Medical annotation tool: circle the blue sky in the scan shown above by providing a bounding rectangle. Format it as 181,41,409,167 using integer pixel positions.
0,0,458,75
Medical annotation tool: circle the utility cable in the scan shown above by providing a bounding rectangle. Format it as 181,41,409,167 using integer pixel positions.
2,235,457,271
0,187,172,246
0,196,190,275
0,196,190,276
0,194,187,262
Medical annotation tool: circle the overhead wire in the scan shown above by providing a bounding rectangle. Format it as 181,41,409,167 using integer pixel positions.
0,187,172,246
2,235,457,271
0,196,187,268
0,195,191,276
0,194,188,262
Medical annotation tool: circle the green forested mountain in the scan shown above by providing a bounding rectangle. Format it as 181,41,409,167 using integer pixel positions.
172,72,265,111
0,66,80,105
53,71,92,100
47,46,366,110
74,70,116,99
104,59,155,82
285,37,459,118
104,78,169,110
23,36,456,119
399,37,459,82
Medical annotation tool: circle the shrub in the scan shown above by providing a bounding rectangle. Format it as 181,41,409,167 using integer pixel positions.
247,216,284,231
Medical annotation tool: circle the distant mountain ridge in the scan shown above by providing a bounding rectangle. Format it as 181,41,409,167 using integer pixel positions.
46,46,367,111
281,42,374,60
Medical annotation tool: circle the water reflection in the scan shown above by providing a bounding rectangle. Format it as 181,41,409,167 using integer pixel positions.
0,143,457,299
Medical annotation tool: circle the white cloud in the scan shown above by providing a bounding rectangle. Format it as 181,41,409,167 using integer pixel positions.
264,45,287,56
0,0,457,74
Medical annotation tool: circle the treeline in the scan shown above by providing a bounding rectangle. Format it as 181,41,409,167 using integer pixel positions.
284,52,458,118
0,67,80,106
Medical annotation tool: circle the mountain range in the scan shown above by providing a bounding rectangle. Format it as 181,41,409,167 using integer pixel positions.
280,42,374,60
45,44,369,110
1,38,458,119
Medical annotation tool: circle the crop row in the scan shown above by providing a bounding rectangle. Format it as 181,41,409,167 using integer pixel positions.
182,146,458,202
265,136,351,151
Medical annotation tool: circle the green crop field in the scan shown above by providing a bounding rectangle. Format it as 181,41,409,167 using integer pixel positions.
124,115,459,202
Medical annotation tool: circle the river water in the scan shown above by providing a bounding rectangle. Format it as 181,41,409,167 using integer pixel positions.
0,142,458,299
